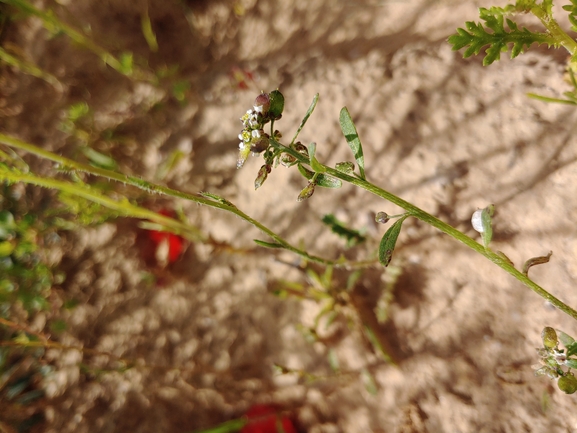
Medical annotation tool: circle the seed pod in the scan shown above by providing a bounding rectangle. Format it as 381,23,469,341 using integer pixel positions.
254,164,271,190
280,153,297,167
297,182,315,202
542,327,559,349
375,212,389,224
294,142,309,158
250,135,270,153
558,374,577,394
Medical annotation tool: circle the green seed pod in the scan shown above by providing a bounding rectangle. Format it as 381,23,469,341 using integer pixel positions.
542,327,559,349
558,374,577,394
268,90,284,120
297,182,315,202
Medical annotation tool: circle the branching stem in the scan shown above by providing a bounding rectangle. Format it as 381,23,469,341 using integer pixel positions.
267,138,577,322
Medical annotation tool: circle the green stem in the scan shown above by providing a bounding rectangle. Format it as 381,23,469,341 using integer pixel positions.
268,138,577,321
0,133,358,268
0,0,153,81
0,165,204,241
530,4,577,61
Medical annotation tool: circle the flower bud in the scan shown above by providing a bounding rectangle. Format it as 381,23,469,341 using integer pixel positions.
254,93,271,114
297,182,315,202
542,327,558,349
558,374,577,394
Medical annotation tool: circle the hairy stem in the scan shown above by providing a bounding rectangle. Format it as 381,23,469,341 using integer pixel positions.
530,4,577,63
0,133,364,268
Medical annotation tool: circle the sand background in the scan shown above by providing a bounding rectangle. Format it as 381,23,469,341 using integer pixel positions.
2,0,577,431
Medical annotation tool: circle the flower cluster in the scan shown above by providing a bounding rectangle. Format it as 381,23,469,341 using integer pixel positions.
533,327,577,394
237,93,272,169
237,90,284,169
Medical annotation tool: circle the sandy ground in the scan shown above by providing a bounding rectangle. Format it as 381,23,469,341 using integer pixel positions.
2,0,577,431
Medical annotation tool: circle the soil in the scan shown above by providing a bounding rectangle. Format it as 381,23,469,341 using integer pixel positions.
2,0,577,432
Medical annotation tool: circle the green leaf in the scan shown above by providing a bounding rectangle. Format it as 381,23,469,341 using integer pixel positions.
80,147,118,171
297,163,342,188
291,93,319,145
557,329,576,349
480,204,494,248
566,359,577,369
192,418,247,433
321,214,365,247
448,8,554,66
378,215,408,267
308,142,326,173
140,9,159,52
339,107,366,179
253,239,285,249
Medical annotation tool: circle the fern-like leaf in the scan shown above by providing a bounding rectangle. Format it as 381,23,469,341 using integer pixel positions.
563,0,577,32
448,7,555,66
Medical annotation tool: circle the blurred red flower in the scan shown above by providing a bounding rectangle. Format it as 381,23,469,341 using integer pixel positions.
240,404,297,433
147,209,185,265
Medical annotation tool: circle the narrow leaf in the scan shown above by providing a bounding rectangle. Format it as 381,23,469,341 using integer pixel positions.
480,204,494,248
308,142,326,173
253,239,285,249
378,215,408,267
291,93,319,145
339,107,366,179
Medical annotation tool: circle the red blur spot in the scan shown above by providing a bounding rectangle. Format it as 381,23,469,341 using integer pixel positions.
147,209,185,265
241,405,297,433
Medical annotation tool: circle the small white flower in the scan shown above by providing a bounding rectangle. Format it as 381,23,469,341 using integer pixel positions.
251,129,262,139
254,105,264,113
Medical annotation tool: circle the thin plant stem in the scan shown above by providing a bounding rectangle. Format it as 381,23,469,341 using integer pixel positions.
267,137,577,322
0,133,361,268
0,165,204,241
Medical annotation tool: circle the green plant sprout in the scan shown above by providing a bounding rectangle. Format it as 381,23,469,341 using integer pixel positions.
449,0,577,102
